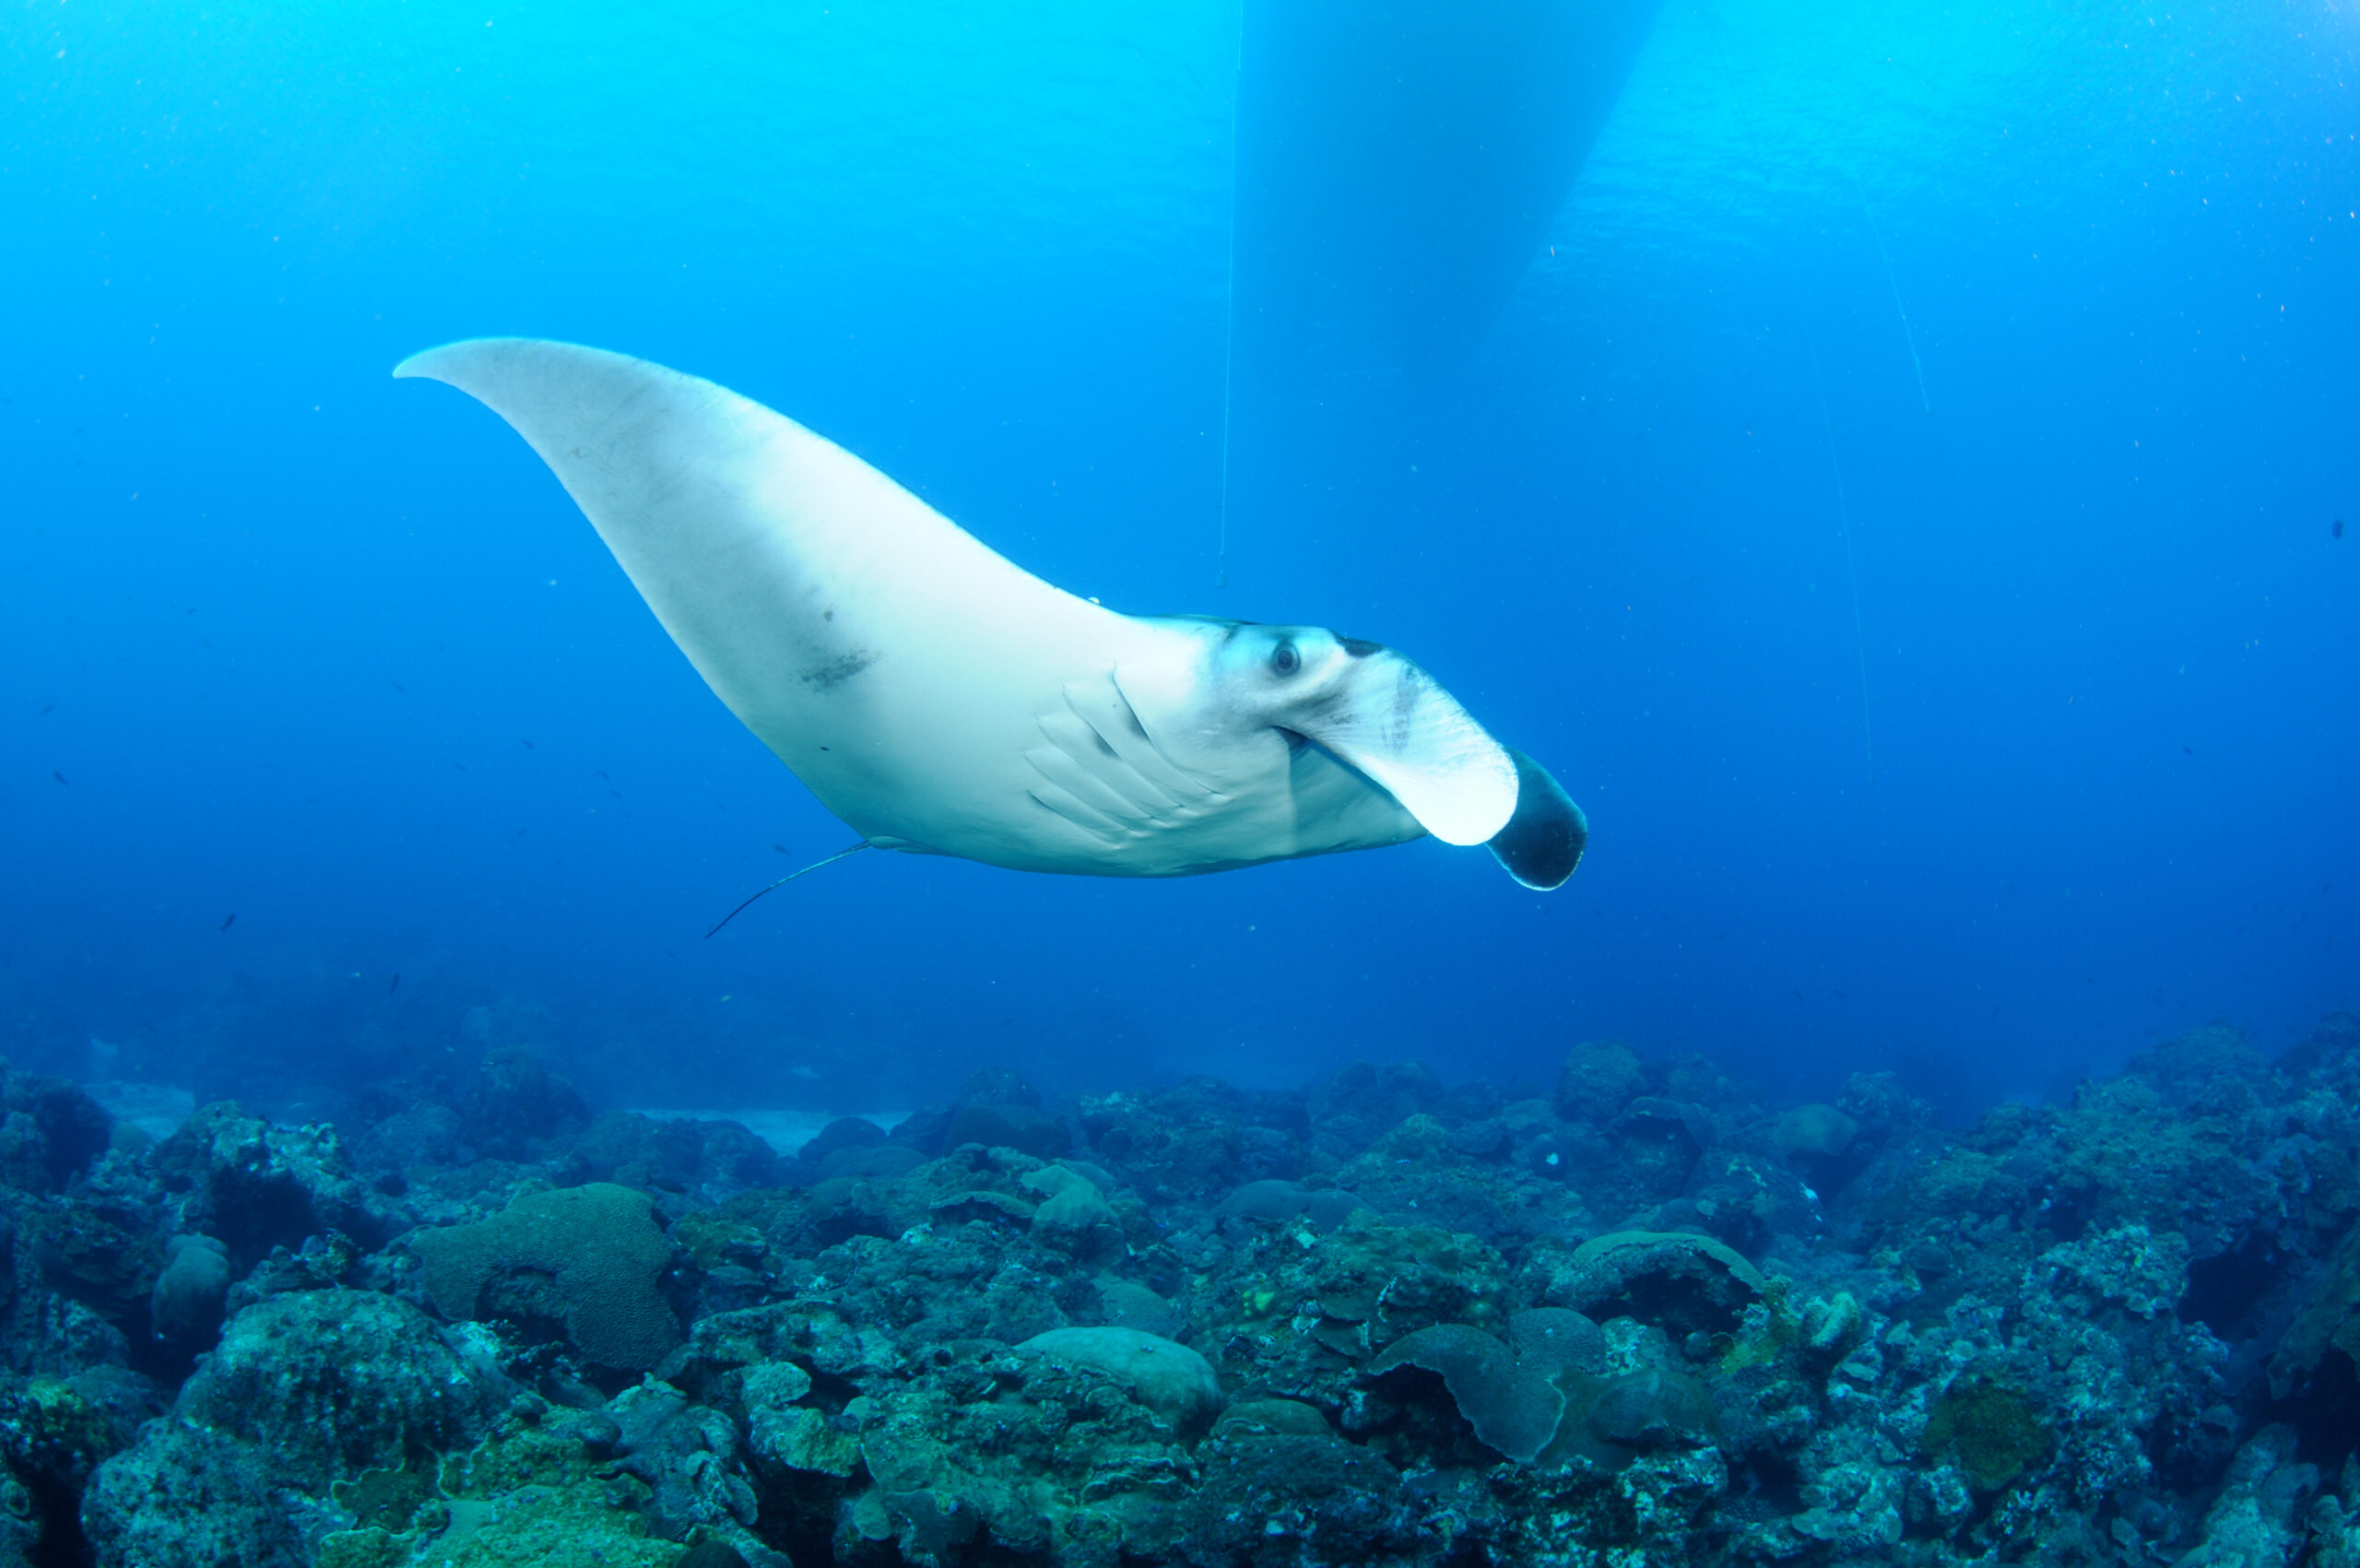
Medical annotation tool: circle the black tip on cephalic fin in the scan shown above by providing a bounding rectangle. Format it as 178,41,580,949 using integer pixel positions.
1488,748,1587,891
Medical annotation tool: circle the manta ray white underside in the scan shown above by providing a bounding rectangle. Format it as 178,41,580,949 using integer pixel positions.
396,339,1585,890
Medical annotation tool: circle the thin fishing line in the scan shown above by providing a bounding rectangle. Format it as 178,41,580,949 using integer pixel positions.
1852,177,1931,413
1699,6,1885,786
1213,3,1245,591
703,841,871,938
1809,345,1877,784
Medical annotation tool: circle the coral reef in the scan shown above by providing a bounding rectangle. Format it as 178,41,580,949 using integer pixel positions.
0,1012,2349,1565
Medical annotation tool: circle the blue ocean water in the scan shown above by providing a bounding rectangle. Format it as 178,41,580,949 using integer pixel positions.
5,0,2354,1121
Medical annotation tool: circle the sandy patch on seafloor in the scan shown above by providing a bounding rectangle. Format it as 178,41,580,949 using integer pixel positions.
626,1107,909,1158
86,1081,198,1144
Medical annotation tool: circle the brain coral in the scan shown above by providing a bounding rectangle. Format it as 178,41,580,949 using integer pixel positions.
410,1182,678,1369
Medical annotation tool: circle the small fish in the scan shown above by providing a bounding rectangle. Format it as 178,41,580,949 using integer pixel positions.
2336,518,2346,540
608,789,621,799
520,738,535,749
2184,746,2194,756
1833,989,1847,1000
596,770,609,780
1791,989,1805,1002
393,681,406,692
219,913,237,932
51,771,65,784
388,973,401,996
454,762,466,771
773,843,790,855
37,704,52,716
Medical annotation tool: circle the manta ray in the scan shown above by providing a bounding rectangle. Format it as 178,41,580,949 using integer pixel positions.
397,340,1585,891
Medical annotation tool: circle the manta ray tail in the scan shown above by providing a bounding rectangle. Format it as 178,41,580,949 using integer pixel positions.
705,841,872,937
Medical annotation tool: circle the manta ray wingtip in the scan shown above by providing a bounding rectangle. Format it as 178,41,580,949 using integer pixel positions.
392,343,465,383
392,337,537,383
1488,748,1587,891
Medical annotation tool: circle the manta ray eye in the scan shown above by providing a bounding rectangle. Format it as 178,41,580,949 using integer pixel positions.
1270,642,1300,676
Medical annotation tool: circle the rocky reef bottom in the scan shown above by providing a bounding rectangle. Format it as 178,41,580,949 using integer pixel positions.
0,1014,2356,1567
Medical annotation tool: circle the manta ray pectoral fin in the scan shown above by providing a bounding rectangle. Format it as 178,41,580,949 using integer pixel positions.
1487,748,1587,891
393,338,1089,820
1288,652,1520,847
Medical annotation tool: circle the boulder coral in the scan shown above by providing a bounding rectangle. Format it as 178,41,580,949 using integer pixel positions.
410,1183,679,1370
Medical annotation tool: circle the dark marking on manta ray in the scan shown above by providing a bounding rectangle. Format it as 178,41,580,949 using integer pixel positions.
1339,637,1385,658
801,650,875,690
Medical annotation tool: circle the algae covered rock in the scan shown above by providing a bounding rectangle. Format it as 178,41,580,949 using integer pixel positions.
2036,1222,2190,1320
1099,1279,1183,1338
1556,1040,1646,1122
2269,1214,2360,1398
82,1421,317,1568
1766,1102,1861,1159
1921,1376,2050,1492
0,1070,111,1196
1181,1431,1432,1566
411,1409,681,1568
411,1183,679,1369
147,1233,230,1345
743,1361,858,1479
81,1290,509,1565
1020,1163,1118,1247
1016,1326,1223,1436
2172,1424,2319,1568
178,1288,508,1490
149,1103,397,1263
